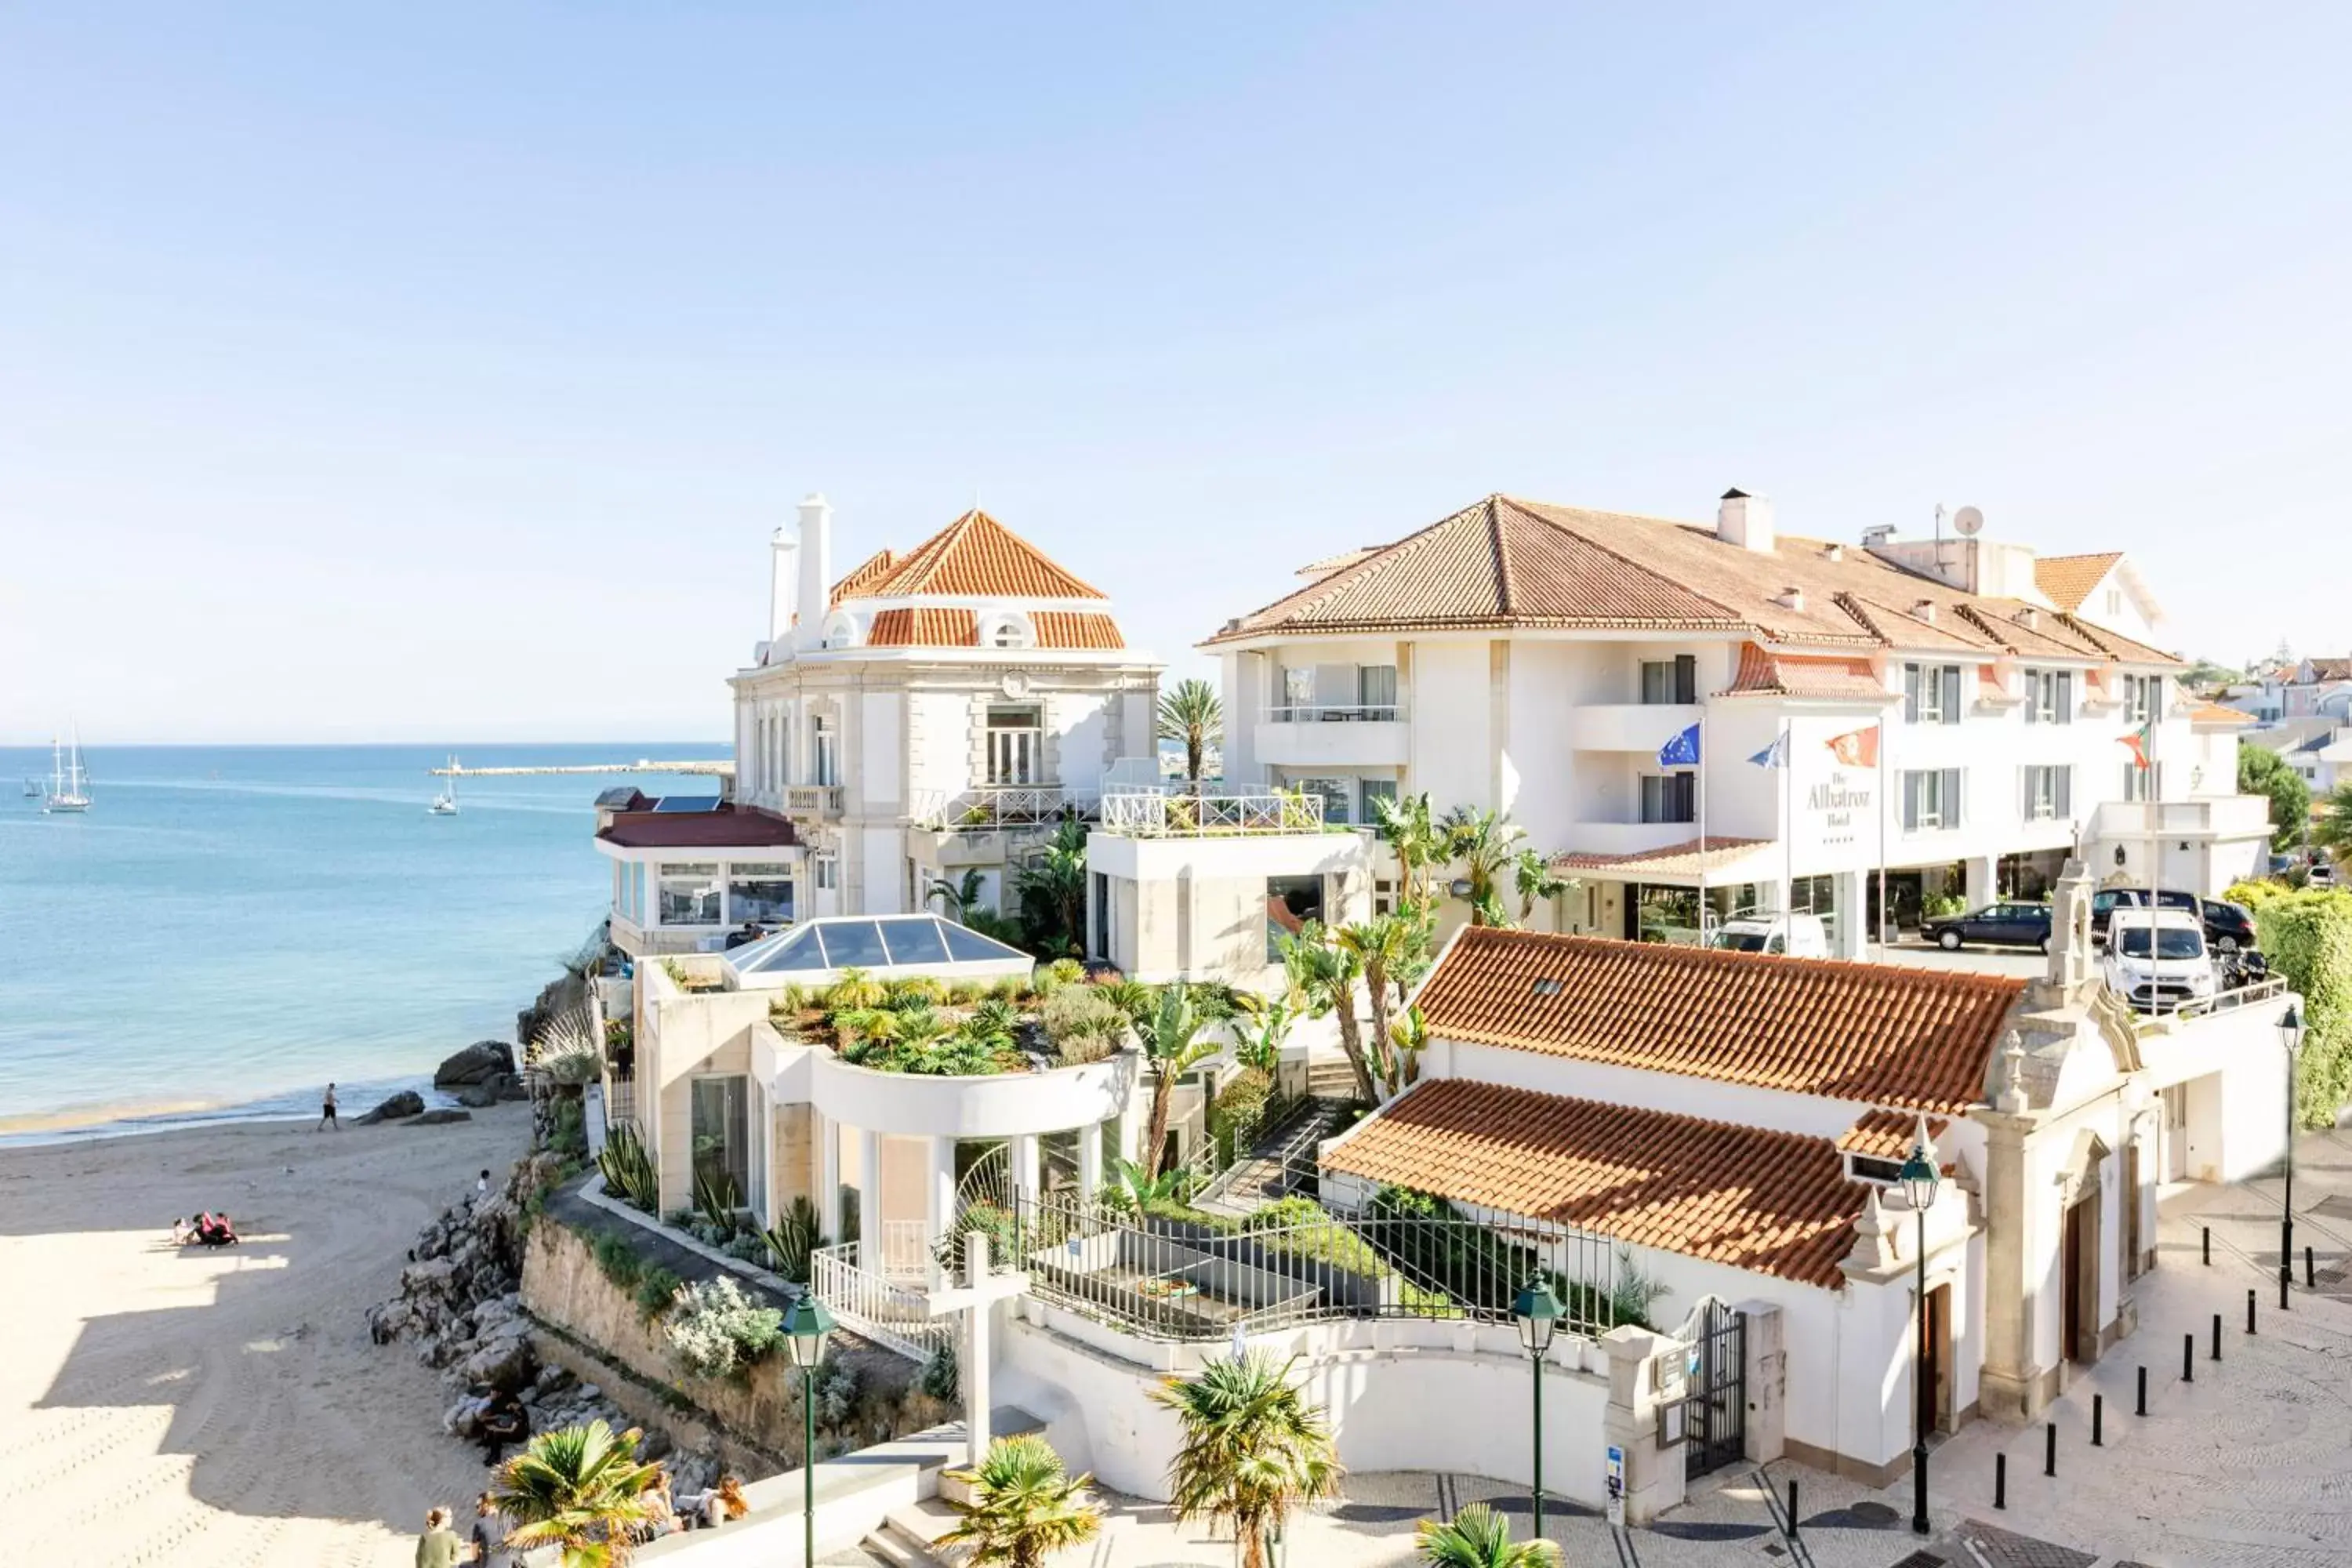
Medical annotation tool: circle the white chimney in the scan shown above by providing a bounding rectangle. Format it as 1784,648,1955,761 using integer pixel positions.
1716,488,1776,553
768,521,800,648
794,493,833,651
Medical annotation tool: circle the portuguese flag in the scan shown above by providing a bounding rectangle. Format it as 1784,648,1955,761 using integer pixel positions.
2119,719,2154,770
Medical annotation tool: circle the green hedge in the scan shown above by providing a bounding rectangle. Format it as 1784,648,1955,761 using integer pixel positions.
2256,890,2352,1127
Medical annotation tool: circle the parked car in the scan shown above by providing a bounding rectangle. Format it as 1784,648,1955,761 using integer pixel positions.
2312,859,2338,888
2198,900,2259,954
2103,909,2217,1012
1922,902,2053,953
1708,913,1831,957
2089,887,2200,942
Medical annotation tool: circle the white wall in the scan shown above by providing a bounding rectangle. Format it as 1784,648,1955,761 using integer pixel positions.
1406,639,1494,814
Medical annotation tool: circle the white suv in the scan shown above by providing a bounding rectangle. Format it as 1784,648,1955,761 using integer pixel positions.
2103,909,2216,1013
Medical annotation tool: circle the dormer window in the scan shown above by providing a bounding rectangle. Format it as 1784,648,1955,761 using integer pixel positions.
986,612,1035,650
821,613,858,650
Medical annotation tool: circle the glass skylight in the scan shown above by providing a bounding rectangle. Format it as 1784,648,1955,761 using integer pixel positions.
722,914,1030,989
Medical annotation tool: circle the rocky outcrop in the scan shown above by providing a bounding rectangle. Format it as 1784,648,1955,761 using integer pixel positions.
452,1083,504,1109
355,1090,426,1125
434,1040,517,1088
407,1108,474,1126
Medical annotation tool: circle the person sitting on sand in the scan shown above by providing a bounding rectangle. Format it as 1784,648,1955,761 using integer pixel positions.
476,1392,528,1465
673,1474,746,1530
317,1082,339,1132
415,1506,470,1568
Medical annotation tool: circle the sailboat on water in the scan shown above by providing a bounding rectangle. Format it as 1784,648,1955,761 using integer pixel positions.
430,755,460,816
43,731,92,814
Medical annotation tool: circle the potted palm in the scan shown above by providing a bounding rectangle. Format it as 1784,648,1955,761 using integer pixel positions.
1153,1350,1338,1568
490,1419,666,1566
1415,1501,1561,1565
938,1433,1104,1567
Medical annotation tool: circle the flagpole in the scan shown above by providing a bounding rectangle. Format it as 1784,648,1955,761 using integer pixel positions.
1876,716,1889,960
1784,720,1795,928
1697,710,1708,929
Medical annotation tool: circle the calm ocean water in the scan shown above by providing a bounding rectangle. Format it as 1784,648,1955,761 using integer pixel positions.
0,743,721,1138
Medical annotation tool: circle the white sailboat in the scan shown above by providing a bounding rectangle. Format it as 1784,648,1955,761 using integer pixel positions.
430,755,460,816
43,731,92,814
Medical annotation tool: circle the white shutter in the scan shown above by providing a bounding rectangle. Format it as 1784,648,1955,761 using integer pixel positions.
1944,768,1964,828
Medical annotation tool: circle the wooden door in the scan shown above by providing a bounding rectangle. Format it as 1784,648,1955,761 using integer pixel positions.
1918,1283,1949,1432
2063,1201,2085,1362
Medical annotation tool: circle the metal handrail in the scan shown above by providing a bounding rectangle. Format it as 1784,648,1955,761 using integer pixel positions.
1266,704,1403,724
909,784,1070,830
1101,789,1326,837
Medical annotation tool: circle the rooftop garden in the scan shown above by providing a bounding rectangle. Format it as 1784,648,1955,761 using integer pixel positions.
768,959,1142,1076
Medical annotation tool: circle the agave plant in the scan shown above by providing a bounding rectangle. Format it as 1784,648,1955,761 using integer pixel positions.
1415,1502,1559,1566
692,1163,741,1234
759,1195,826,1284
528,1006,604,1087
595,1122,659,1214
938,1433,1104,1568
492,1419,666,1567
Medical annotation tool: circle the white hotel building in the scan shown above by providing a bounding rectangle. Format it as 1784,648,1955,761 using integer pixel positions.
1126,489,2272,964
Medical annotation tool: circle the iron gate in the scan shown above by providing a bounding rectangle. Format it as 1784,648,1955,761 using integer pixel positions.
1685,1299,1747,1479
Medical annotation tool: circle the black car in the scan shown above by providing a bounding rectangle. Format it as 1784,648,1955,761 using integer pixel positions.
2090,888,2258,953
1923,902,2053,952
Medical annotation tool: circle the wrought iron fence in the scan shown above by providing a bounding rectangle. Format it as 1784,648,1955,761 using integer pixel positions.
979,1186,1637,1343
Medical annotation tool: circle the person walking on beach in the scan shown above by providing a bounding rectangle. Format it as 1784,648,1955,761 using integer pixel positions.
415,1506,469,1567
316,1082,339,1132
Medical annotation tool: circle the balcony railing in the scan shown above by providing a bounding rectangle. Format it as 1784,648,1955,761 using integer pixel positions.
1265,703,1403,724
1102,789,1327,837
907,784,1070,830
781,783,843,817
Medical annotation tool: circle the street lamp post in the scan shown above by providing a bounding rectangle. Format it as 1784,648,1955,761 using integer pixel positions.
2281,1002,2307,1312
1512,1279,1564,1545
1899,1134,1942,1537
782,1294,837,1568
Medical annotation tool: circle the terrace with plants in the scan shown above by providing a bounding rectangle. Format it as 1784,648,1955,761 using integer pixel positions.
765,958,1139,1076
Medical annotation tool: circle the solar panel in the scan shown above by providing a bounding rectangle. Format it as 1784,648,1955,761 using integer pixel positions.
649,796,724,814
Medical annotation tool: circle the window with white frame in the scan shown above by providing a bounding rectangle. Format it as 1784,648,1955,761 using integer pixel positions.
1639,772,1697,824
2025,669,2073,725
2022,764,2072,822
657,862,723,925
2105,587,2124,619
2123,760,2161,803
727,862,795,924
812,713,838,786
1290,775,1354,826
1358,665,1399,719
988,614,1034,650
1639,655,1698,706
1904,663,1963,724
1359,777,1399,822
2125,673,2164,724
986,705,1042,786
1901,768,1964,830
813,854,839,891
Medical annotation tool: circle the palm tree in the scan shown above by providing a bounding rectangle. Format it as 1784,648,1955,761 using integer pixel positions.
2312,780,2352,867
1512,848,1570,926
1387,1002,1430,1092
1440,806,1530,927
1158,677,1224,788
1154,1351,1339,1568
1099,1154,1187,1214
927,867,989,920
1336,914,1425,1095
1281,923,1374,1104
1138,985,1221,1179
1415,1502,1560,1566
1014,817,1091,957
491,1420,666,1567
938,1433,1104,1568
1372,790,1443,906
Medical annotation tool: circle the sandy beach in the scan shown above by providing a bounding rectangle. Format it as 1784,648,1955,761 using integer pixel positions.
0,1106,534,1566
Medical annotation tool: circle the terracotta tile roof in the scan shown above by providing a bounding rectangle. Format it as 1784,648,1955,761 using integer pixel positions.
1716,643,1889,702
1413,927,2020,1116
2303,658,2352,683
1323,1079,1868,1289
1032,611,1125,650
830,550,899,607
1835,1111,1949,1162
597,804,800,850
851,510,1108,601
866,608,980,647
2034,552,2124,613
2188,702,2256,728
1204,494,2183,670
1552,836,1771,877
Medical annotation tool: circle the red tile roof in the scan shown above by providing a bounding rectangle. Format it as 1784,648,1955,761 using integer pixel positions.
1552,836,1769,875
1717,644,1889,702
1322,1078,1868,1289
830,550,900,608
867,608,980,647
597,804,800,851
1413,927,2020,1116
1204,494,2181,668
2033,552,2124,613
1033,611,1126,649
850,510,1108,601
2188,702,2256,728
1835,1111,1950,1161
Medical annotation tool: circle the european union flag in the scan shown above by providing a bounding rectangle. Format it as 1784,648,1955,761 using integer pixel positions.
1657,722,1701,768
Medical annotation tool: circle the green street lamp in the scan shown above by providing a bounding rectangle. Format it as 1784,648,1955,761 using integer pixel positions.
2281,1001,2306,1311
1899,1135,1941,1537
1512,1278,1564,1544
782,1294,837,1568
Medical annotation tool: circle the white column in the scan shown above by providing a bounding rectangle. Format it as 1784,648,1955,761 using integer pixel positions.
1834,870,1867,960
1010,1134,1041,1201
1078,1120,1105,1203
818,1112,843,1241
927,1134,959,1242
1965,853,1999,907
858,1127,884,1260
964,1233,996,1467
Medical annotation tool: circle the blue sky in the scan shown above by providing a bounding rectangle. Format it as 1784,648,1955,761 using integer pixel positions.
3,4,2346,743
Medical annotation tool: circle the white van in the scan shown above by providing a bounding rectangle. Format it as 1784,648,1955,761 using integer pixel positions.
1708,913,1831,958
2102,909,2216,1012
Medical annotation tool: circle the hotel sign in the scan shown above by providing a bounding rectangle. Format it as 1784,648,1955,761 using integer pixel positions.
1807,769,1871,849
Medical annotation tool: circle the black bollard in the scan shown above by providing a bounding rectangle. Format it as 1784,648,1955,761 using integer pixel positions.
2184,1333,2194,1384
2044,1421,2056,1477
1994,1452,2007,1510
2309,1245,2318,1289
1788,1479,1799,1538
2214,1312,2224,1360
2203,1225,2212,1265
2092,1393,2103,1446
2136,1364,2148,1417
2249,1288,2258,1336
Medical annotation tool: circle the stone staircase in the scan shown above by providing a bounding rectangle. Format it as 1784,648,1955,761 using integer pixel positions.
854,1408,1047,1566
1195,1096,1354,1216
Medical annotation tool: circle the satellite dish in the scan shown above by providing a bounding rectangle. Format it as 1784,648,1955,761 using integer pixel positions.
1951,506,1984,537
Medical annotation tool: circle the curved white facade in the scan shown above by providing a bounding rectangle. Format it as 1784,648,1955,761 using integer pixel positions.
811,1048,1138,1142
